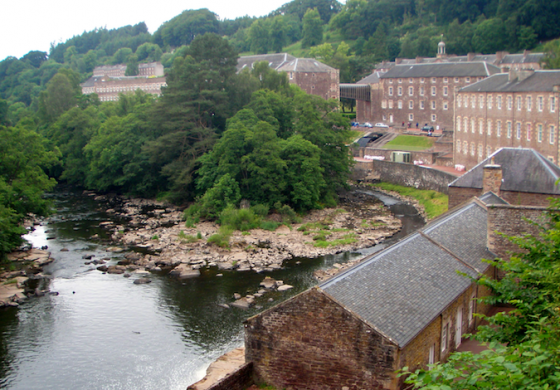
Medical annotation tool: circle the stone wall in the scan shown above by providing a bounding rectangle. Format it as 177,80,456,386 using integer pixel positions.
448,187,558,209
369,160,457,194
487,204,547,261
361,147,440,165
245,288,399,390
202,362,254,390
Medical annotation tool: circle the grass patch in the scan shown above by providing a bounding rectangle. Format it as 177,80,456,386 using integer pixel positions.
383,135,435,151
178,230,199,243
260,220,281,231
370,182,448,219
207,226,233,248
313,233,357,248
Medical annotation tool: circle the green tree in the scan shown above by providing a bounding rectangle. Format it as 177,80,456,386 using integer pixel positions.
248,19,271,54
542,40,560,69
302,8,323,48
472,18,507,54
38,72,79,123
135,43,163,62
111,47,133,64
270,16,288,53
154,9,219,48
125,54,139,76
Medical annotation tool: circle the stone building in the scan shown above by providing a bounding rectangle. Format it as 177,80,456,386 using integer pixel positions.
453,70,560,168
92,62,164,77
448,148,560,209
81,75,167,102
360,62,500,128
245,195,501,390
237,54,340,100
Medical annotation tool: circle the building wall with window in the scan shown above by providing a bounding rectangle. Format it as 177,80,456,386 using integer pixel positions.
81,75,167,102
454,70,560,169
369,63,500,129
277,58,340,100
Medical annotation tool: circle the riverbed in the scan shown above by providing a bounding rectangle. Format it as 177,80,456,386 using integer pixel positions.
0,188,423,390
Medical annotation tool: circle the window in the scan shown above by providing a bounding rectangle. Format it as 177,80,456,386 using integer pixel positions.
441,323,449,352
497,120,502,137
507,122,512,138
409,86,414,96
443,101,448,110
487,146,492,157
487,95,493,109
443,86,448,96
457,118,461,132
487,120,492,136
464,117,468,134
409,113,414,121
443,77,448,83
431,77,436,83
551,96,556,112
429,344,435,366
479,95,484,108
409,100,414,109
471,118,475,133
431,114,437,122
516,122,521,139
469,293,476,325
465,95,469,107
388,100,393,109
465,77,470,83
527,96,532,111
398,78,402,83
420,101,425,109
388,79,393,84
382,100,387,109
497,96,502,109
479,119,484,134
454,77,459,83
507,96,512,110
456,140,461,152
478,144,483,158
398,86,402,96
420,78,425,83
538,96,543,112
471,95,476,108
538,124,543,142
409,78,413,83
431,86,436,96
458,95,462,107
550,125,556,144
463,141,468,154
398,100,403,109
470,142,475,156
527,123,531,141
431,100,436,110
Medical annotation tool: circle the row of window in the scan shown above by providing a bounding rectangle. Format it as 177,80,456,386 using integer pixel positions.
457,139,557,163
388,76,483,84
382,100,449,110
388,86,449,97
458,94,557,113
457,116,557,144
382,113,438,122
95,84,165,93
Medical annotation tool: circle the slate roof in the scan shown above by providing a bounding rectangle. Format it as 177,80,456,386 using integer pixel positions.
81,76,102,87
459,71,560,93
357,71,384,85
449,148,560,195
321,200,492,347
277,58,336,73
236,53,295,73
380,62,500,79
501,53,545,64
479,191,509,205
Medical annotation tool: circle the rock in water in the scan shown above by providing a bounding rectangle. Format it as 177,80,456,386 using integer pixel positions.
133,278,152,285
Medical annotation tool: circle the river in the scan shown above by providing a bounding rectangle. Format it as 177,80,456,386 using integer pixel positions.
0,188,423,390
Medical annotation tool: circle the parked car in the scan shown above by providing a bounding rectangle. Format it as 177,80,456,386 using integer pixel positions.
421,125,434,132
361,122,373,128
351,121,359,127
374,123,389,128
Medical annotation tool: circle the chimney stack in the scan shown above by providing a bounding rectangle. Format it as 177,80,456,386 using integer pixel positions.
482,157,502,195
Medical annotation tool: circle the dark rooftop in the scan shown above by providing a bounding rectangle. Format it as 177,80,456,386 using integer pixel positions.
459,71,560,93
449,148,560,194
321,200,492,347
277,58,336,73
380,62,500,79
236,53,295,73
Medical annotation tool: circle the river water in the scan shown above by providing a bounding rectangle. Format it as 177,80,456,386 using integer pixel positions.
0,188,424,390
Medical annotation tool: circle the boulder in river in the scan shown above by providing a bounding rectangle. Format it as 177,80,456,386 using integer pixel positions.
133,278,152,285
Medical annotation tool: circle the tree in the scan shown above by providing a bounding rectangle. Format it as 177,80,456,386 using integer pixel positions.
302,8,323,48
38,72,79,123
542,40,560,69
472,18,507,54
135,43,163,62
111,47,133,64
125,54,139,76
249,19,271,54
270,16,288,53
402,199,560,389
154,9,219,48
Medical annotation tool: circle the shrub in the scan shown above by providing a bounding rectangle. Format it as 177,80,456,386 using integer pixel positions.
196,231,202,239
207,226,232,248
260,220,281,231
278,204,301,224
251,204,269,217
219,206,261,231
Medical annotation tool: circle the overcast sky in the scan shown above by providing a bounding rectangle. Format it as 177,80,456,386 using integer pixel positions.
0,0,295,61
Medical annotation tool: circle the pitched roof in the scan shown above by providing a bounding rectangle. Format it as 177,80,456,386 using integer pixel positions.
500,53,545,64
357,71,383,85
277,58,336,73
320,200,492,347
449,148,560,194
236,53,296,73
380,62,500,79
479,192,509,205
459,71,560,93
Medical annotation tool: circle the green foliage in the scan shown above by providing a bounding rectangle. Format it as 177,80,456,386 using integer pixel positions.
177,230,199,243
251,204,270,217
153,9,219,48
207,226,233,248
302,8,324,48
198,174,241,220
370,182,448,219
260,220,281,231
219,206,261,231
402,199,560,389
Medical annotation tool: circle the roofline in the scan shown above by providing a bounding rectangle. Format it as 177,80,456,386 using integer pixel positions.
532,149,560,182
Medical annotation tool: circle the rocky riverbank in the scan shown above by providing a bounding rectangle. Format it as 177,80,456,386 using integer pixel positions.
92,191,402,279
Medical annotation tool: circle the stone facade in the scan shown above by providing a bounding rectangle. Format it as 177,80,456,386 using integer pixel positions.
454,70,560,169
278,58,340,100
81,75,167,102
245,288,399,390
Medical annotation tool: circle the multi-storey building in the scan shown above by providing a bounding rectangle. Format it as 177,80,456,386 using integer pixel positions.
81,75,167,102
92,62,164,77
454,69,560,169
362,62,500,129
236,53,340,100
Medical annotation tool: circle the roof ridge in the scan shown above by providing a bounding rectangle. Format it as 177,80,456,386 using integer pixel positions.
418,231,481,273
